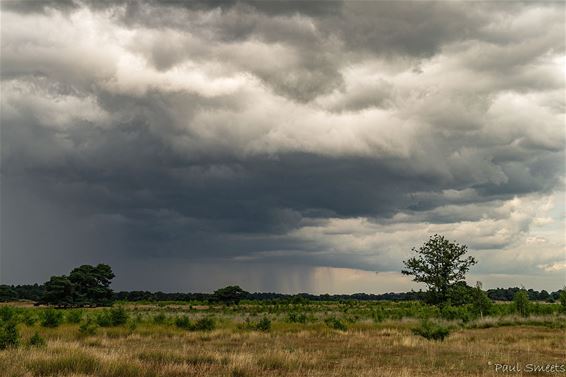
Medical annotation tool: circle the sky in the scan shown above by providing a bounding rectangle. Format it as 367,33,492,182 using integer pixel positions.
0,0,565,294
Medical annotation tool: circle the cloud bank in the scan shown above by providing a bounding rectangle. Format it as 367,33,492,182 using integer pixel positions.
1,1,564,292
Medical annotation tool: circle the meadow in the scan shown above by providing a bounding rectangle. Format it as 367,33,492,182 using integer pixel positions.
0,300,564,377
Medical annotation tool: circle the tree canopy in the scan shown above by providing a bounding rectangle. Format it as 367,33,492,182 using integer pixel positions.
212,285,249,305
40,264,114,307
402,234,477,305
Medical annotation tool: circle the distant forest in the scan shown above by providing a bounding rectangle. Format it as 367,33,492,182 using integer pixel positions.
0,284,562,303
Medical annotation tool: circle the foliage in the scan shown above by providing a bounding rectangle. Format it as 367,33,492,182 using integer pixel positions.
412,320,450,341
152,312,166,324
66,309,83,324
470,282,492,318
69,264,115,306
0,306,15,322
41,309,63,328
513,290,530,317
42,276,74,307
255,317,271,332
324,317,347,331
560,289,566,313
109,306,129,325
193,317,215,331
79,318,99,336
212,286,249,305
402,234,477,305
174,315,192,329
40,264,114,307
0,321,20,349
287,312,307,323
28,331,46,347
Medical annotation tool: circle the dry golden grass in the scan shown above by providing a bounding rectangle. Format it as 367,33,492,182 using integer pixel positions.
1,320,564,377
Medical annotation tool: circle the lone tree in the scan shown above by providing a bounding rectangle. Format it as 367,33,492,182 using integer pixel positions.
212,286,248,305
40,264,115,307
402,234,477,305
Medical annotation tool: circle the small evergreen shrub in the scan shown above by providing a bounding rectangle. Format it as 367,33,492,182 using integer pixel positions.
193,317,215,331
41,309,63,328
0,321,20,349
412,320,450,341
95,311,112,327
153,312,166,324
174,316,192,329
287,312,307,323
28,331,46,347
0,306,15,322
66,309,83,324
79,318,99,336
255,317,271,332
325,317,347,331
109,306,128,326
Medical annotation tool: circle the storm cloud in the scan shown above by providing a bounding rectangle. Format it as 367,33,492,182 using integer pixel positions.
1,0,564,292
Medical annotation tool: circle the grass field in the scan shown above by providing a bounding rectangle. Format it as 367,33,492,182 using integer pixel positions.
0,301,564,377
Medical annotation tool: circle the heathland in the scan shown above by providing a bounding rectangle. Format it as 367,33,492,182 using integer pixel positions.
0,299,564,377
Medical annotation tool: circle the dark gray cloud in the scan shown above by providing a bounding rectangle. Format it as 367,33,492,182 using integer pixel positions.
1,0,564,291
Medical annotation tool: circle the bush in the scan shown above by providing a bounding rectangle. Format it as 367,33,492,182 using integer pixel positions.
28,331,46,347
95,311,112,327
41,309,63,328
153,312,166,324
412,320,450,341
325,317,347,331
109,306,128,326
287,312,307,323
0,306,15,322
0,321,20,349
66,309,83,324
79,318,99,336
372,308,385,323
174,315,192,329
193,317,215,331
21,310,37,326
255,317,271,332
513,290,530,317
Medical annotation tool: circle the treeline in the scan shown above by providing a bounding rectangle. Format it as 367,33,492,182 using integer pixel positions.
1,284,563,303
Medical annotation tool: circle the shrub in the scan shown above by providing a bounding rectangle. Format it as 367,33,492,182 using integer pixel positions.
412,320,450,341
255,317,271,332
66,309,83,324
95,311,113,327
153,312,166,324
109,306,128,326
79,318,99,336
41,309,63,328
193,317,215,331
21,310,37,326
325,317,347,331
287,312,307,323
560,289,566,313
513,290,530,317
0,306,15,322
28,331,46,347
0,321,20,349
174,316,192,329
372,308,385,323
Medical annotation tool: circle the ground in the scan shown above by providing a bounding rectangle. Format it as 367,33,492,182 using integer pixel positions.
0,302,564,377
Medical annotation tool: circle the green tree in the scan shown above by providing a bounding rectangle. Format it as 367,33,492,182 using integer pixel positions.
513,289,530,317
471,281,492,318
212,286,248,305
402,234,477,306
69,264,115,306
40,264,115,307
559,288,566,313
42,276,74,307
